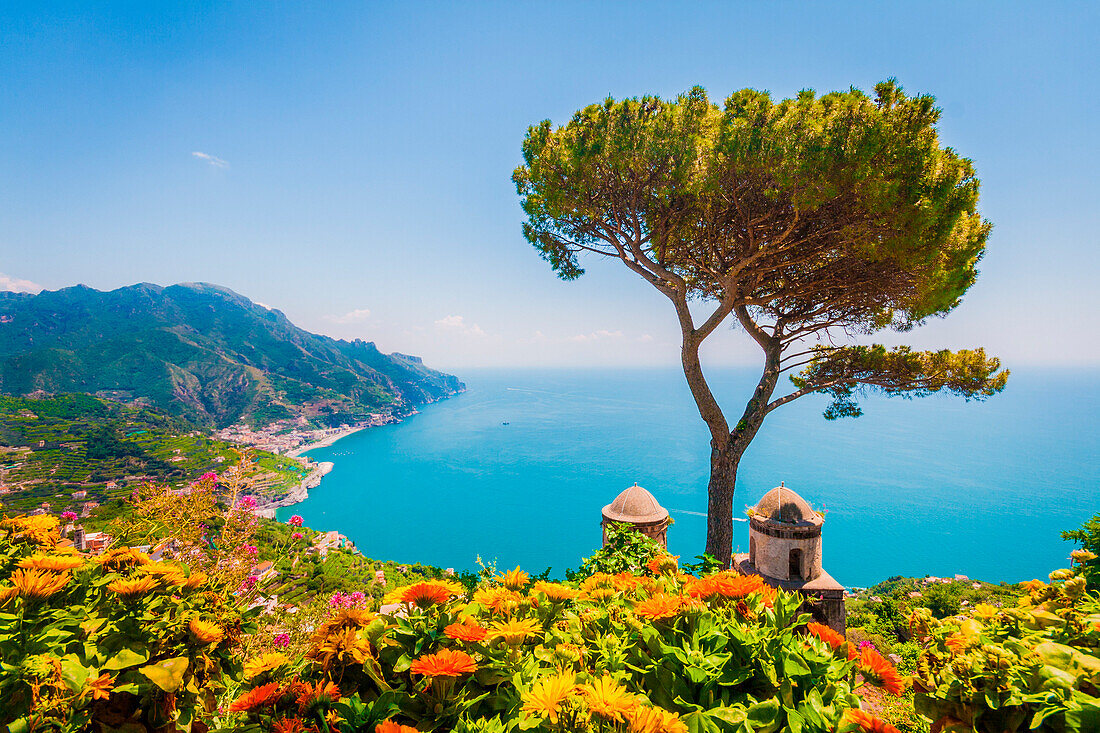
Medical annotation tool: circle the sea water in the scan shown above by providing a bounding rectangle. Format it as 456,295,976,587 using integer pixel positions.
279,368,1099,587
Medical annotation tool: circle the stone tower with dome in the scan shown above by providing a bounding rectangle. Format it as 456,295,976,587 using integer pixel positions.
601,482,670,548
734,483,846,633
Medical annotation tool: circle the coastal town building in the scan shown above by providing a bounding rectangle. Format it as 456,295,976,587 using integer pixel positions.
734,484,846,633
601,483,671,548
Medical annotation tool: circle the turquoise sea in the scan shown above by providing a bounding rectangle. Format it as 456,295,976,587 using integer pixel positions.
278,368,1099,587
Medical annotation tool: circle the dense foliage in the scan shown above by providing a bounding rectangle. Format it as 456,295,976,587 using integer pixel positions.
1062,514,1100,590
911,554,1099,732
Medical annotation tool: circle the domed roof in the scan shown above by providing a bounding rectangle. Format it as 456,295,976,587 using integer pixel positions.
752,484,822,525
602,483,669,524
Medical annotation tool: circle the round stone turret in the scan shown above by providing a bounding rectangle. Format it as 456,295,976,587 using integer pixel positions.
601,483,670,548
748,483,823,581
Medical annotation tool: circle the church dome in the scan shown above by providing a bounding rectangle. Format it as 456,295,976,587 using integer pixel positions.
602,483,669,524
753,485,822,525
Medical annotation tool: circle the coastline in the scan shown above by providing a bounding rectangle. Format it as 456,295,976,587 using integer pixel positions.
286,424,371,458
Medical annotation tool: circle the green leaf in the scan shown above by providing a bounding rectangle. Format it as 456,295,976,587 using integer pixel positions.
139,656,190,692
103,646,149,671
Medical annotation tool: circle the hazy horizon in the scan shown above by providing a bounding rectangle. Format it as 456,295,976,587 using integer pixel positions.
2,2,1097,369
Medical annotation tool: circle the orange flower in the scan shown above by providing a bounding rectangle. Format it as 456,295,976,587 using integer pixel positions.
0,585,17,607
687,572,766,600
394,580,464,608
473,586,523,614
944,633,971,654
11,568,70,599
1020,579,1045,591
229,681,284,712
843,708,901,733
531,581,580,602
297,680,340,713
83,672,114,701
498,566,530,589
488,617,542,644
445,621,488,643
859,647,907,696
409,648,478,677
19,554,85,572
108,576,159,598
611,573,642,592
376,722,419,733
646,553,679,575
807,622,846,649
271,718,307,733
633,594,684,621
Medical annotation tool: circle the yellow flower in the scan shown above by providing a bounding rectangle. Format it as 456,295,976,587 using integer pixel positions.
244,652,288,679
19,554,86,572
487,617,542,645
627,704,689,733
306,626,373,671
582,676,636,723
108,576,160,598
521,672,576,724
182,572,208,590
498,566,530,590
473,586,524,615
96,547,150,572
0,585,17,607
12,568,71,599
531,581,581,602
141,562,188,585
972,603,998,620
189,618,225,645
0,514,59,546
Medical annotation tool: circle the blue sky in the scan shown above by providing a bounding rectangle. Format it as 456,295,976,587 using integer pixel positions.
1,1,1097,369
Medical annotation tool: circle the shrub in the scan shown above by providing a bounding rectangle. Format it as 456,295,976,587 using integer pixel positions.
0,513,252,732
911,555,1100,732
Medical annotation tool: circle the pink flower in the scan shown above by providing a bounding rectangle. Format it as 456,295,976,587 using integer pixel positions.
288,515,303,527
238,575,258,592
238,495,257,511
243,545,258,557
201,472,218,482
349,591,366,606
61,511,77,522
273,632,290,648
291,532,303,540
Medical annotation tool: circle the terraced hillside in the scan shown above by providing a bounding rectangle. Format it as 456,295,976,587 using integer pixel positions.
0,393,305,515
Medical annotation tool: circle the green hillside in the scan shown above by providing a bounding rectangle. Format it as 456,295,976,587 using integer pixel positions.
0,393,304,515
0,282,464,428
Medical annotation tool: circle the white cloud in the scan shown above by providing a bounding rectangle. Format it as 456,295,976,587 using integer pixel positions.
637,333,654,342
569,329,623,342
0,272,43,294
191,151,229,168
435,314,487,337
327,308,372,324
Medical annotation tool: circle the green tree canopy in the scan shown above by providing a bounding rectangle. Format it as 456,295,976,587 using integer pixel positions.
515,81,1007,565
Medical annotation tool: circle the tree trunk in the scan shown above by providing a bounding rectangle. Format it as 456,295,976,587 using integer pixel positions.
704,440,739,565
703,343,781,568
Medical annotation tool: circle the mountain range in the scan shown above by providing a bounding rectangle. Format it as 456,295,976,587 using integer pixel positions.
0,283,463,428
